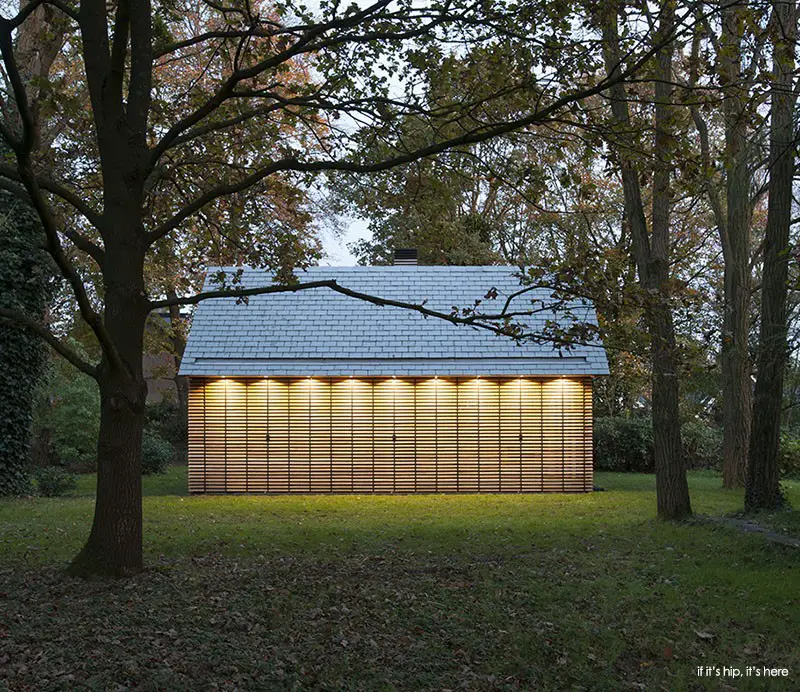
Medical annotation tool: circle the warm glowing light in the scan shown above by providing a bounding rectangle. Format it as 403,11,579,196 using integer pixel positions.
188,375,594,495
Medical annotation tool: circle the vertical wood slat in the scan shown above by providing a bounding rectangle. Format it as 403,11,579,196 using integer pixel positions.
415,378,437,492
373,379,394,493
457,378,479,492
352,378,373,492
187,376,595,493
331,378,352,492
393,378,416,492
499,378,522,492
187,378,205,493
267,379,289,492
520,378,542,492
436,378,458,492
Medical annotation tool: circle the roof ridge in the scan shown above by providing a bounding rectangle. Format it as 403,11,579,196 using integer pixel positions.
210,265,522,272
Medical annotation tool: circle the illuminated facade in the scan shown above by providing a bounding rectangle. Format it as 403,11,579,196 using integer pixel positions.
180,266,608,493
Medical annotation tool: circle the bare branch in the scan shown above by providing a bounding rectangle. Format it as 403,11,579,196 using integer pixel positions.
0,16,121,366
686,20,727,241
500,284,541,315
62,228,105,264
148,73,648,243
0,164,105,264
14,160,121,362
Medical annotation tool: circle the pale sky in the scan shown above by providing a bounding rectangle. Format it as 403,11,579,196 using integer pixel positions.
319,216,369,266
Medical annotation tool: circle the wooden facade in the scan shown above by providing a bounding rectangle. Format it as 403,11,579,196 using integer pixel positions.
188,376,594,493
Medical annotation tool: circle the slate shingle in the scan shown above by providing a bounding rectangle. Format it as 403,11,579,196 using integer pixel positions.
179,266,610,377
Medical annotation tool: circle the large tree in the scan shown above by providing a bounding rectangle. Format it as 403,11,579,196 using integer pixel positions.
598,0,692,519
711,1,756,489
746,0,797,511
0,0,695,576
39,0,328,415
687,2,771,489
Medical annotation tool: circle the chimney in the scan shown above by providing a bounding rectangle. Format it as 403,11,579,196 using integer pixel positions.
393,248,418,265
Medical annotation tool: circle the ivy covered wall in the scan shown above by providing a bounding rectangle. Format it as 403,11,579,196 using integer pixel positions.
0,170,49,495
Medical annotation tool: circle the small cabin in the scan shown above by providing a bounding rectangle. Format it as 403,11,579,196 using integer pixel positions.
179,264,608,493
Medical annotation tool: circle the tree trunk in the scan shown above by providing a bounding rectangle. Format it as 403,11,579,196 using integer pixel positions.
69,243,149,577
69,371,146,577
720,274,753,488
719,0,753,489
746,0,796,512
721,249,752,488
600,1,692,519
650,299,691,517
648,0,691,519
64,0,155,574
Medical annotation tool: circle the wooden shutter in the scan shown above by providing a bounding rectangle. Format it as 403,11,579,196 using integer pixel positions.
188,376,595,493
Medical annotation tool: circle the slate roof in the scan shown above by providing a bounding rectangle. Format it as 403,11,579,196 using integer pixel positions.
179,266,609,377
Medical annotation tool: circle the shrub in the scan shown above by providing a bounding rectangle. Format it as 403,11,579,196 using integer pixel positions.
594,416,721,473
145,401,187,465
594,416,654,472
780,436,800,479
682,419,722,470
34,466,78,497
141,431,172,475
33,355,100,472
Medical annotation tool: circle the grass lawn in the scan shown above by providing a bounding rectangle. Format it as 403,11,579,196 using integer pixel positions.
1,470,799,691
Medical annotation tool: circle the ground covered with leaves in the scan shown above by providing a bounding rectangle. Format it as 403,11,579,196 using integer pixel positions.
1,471,798,691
